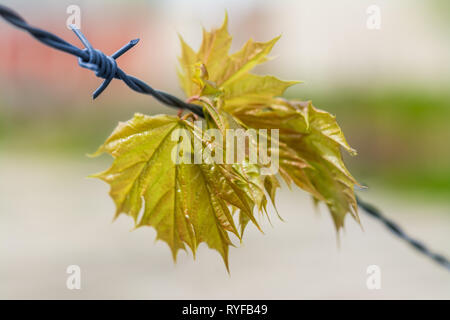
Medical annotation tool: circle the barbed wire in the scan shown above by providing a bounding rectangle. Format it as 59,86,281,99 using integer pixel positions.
0,4,204,117
357,196,450,270
1,4,449,272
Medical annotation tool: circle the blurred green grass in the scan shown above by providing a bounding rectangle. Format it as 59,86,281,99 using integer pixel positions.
1,86,449,201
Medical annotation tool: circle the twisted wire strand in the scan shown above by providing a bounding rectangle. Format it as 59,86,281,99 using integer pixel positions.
357,196,450,271
0,4,204,117
1,4,449,272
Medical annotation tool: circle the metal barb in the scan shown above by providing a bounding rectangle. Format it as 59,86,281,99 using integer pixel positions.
71,26,139,99
0,4,203,116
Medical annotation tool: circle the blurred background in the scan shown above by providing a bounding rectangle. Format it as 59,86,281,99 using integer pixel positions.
0,0,449,299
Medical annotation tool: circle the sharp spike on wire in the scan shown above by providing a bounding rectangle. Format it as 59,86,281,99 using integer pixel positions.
69,25,139,99
0,4,204,116
70,25,94,50
112,39,140,59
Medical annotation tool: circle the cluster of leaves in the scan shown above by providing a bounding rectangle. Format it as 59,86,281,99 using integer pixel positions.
92,15,359,270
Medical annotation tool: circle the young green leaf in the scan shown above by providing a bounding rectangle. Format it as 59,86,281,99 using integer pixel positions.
177,15,359,230
92,113,265,269
94,15,359,269
229,99,359,228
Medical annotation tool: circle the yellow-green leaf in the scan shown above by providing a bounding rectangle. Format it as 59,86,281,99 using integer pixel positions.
92,113,264,269
178,16,296,99
95,15,360,269
226,99,359,229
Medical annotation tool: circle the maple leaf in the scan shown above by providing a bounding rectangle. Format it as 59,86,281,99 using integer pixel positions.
92,113,264,270
94,15,359,269
177,15,359,230
228,99,359,228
